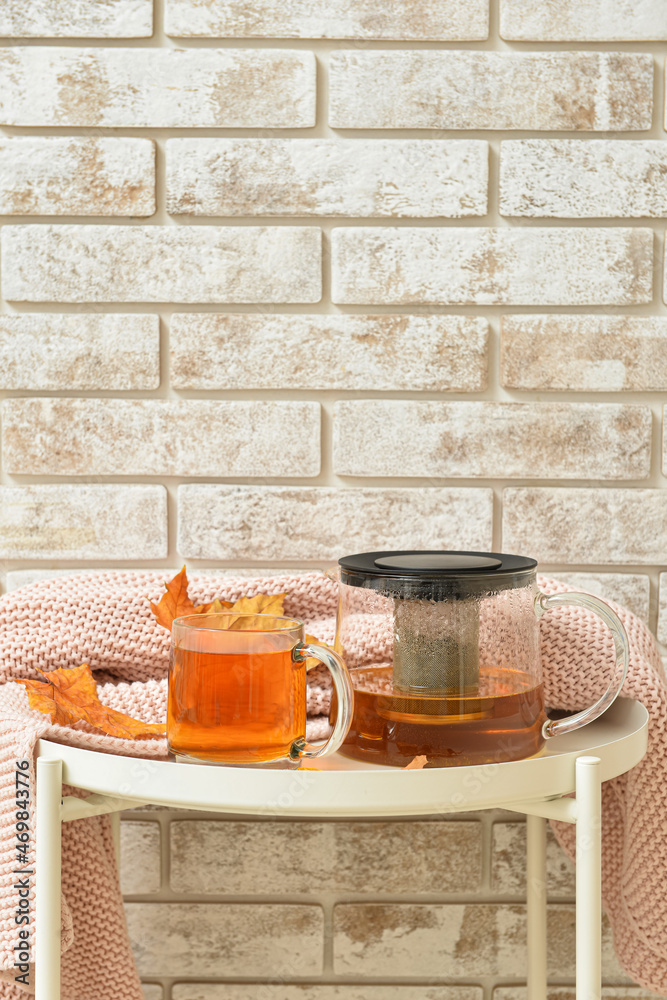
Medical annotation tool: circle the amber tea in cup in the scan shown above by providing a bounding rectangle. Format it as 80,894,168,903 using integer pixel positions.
168,612,353,767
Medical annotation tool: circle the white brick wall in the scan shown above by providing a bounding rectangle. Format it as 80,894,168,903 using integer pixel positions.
2,399,322,476
0,485,167,559
0,138,156,216
0,49,316,127
332,904,624,977
331,401,651,479
328,52,653,130
499,0,667,41
0,315,160,390
170,314,489,391
331,228,654,305
2,226,323,302
166,139,489,217
499,141,667,218
0,0,153,37
500,316,667,392
2,4,666,1000
165,0,490,40
177,486,494,560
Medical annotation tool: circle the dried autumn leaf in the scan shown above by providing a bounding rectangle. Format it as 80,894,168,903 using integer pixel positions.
207,598,234,614
303,632,329,670
226,592,287,630
149,565,202,631
404,755,428,770
149,566,232,631
15,664,166,740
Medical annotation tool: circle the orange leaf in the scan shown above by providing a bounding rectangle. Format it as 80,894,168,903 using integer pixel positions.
404,755,428,770
149,566,203,631
149,567,287,634
15,664,166,740
150,567,236,631
225,592,287,630
303,632,328,671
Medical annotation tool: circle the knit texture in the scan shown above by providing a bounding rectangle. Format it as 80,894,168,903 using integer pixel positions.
0,570,664,996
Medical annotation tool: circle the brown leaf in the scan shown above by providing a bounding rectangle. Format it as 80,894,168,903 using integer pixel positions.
403,755,428,770
225,592,287,630
15,664,166,740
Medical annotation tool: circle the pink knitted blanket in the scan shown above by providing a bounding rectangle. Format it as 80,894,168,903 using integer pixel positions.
0,570,664,997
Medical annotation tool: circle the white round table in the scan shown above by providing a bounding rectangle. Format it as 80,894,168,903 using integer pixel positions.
35,697,649,1000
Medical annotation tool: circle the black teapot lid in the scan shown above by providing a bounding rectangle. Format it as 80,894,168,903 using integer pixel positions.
338,550,537,598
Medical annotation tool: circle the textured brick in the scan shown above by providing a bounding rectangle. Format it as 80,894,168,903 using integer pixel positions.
501,316,667,392
0,315,159,390
172,989,482,1000
0,137,154,216
120,822,161,896
141,988,162,1000
170,820,482,895
503,489,667,565
329,52,652,130
331,228,652,306
550,573,650,624
0,0,152,36
333,904,622,978
2,226,322,304
0,485,167,560
170,314,488,392
0,48,315,127
500,0,667,40
166,139,488,217
2,399,321,478
165,0,488,39
500,140,667,218
177,486,493,561
126,903,322,976
658,574,667,645
491,823,575,897
332,401,651,480
495,991,661,1000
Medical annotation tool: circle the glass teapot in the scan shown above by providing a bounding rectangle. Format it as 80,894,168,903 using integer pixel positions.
331,550,629,767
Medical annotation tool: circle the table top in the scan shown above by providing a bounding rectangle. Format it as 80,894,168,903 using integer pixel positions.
37,698,648,818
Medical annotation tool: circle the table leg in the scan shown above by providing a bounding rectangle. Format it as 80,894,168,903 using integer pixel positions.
36,758,62,1000
576,755,602,1000
527,813,548,1000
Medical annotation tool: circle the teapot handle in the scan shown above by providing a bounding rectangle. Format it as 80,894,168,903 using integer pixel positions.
535,591,629,740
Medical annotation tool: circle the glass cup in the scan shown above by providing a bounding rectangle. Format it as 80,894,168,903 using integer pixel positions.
167,612,353,768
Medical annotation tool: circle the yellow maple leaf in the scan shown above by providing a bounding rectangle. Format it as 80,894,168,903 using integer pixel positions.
225,592,287,630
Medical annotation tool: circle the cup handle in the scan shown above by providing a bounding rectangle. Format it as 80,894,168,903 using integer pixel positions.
535,591,629,740
291,642,354,759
